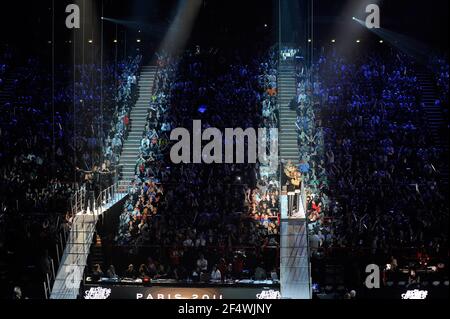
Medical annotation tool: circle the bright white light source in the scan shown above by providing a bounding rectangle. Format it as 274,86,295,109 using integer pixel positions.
356,39,361,43
331,39,336,43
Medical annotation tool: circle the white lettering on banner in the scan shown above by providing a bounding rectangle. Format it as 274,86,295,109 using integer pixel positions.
136,293,223,299
84,287,112,299
401,290,428,299
256,289,281,299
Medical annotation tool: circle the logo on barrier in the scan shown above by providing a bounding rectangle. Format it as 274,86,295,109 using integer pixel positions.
401,289,428,300
256,289,281,299
84,287,112,299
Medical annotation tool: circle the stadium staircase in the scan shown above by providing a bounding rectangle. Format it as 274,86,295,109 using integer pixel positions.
416,69,449,185
277,60,312,299
87,236,105,270
49,65,157,299
119,65,157,181
278,63,299,163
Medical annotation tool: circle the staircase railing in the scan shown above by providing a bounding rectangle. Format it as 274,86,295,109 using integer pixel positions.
42,186,86,298
95,180,130,215
44,180,130,299
72,187,86,217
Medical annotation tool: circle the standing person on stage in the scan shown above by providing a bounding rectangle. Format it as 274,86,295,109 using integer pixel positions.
77,164,115,213
76,165,111,214
76,166,97,214
99,162,113,190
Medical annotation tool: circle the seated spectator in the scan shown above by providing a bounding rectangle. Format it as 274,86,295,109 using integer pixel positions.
91,264,104,281
107,265,119,280
197,254,208,272
138,264,149,278
210,264,222,281
124,264,136,279
254,264,267,280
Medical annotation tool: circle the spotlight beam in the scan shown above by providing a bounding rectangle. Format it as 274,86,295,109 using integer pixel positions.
102,17,170,36
352,18,432,63
158,0,202,55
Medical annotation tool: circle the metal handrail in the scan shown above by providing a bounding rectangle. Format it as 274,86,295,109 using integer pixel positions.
95,180,130,214
45,180,129,299
70,186,86,217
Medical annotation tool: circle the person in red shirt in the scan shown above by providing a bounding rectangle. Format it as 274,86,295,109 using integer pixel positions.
123,114,130,135
312,200,321,214
309,200,321,222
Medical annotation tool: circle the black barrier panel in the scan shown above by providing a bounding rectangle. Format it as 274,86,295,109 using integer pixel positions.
83,283,449,300
82,284,281,300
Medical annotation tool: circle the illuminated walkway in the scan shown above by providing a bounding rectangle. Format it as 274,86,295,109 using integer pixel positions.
278,59,312,299
50,188,127,299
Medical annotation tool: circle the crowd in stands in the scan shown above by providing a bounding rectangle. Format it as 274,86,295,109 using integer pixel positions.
1,52,77,299
2,40,448,298
429,55,449,109
104,55,142,167
110,47,281,282
288,47,448,293
246,48,280,243
0,44,142,298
